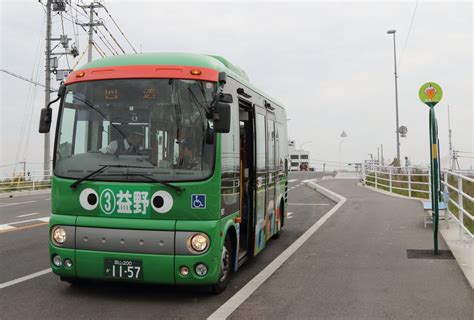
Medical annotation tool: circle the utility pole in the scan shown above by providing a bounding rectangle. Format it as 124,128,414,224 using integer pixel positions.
43,0,52,178
380,144,384,166
387,30,401,162
43,0,77,179
448,104,453,170
78,1,104,63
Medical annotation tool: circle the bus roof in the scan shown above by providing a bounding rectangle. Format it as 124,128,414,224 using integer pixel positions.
77,53,286,110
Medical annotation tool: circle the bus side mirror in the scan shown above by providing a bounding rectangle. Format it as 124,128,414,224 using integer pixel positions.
38,84,65,134
213,103,231,133
39,108,53,133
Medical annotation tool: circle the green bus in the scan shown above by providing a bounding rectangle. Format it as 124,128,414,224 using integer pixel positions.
39,53,288,293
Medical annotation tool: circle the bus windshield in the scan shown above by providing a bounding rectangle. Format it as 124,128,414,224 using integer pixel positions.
54,78,217,182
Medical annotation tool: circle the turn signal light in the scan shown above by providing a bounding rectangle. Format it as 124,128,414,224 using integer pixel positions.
76,71,85,78
190,69,202,75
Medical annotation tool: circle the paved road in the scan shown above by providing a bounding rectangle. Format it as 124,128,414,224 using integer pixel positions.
0,193,51,225
229,179,474,320
0,172,336,319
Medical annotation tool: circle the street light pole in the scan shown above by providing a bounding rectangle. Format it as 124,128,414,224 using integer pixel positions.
339,131,347,171
387,29,401,162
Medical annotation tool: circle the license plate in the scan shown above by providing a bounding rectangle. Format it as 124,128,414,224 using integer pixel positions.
104,259,143,280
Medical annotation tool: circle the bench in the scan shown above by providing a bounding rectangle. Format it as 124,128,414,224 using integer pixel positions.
423,201,448,228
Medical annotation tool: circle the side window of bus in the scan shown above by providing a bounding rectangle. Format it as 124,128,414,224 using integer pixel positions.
267,119,275,170
256,114,266,170
57,108,75,158
74,110,90,154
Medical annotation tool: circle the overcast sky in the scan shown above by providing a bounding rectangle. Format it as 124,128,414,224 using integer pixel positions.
1,0,472,174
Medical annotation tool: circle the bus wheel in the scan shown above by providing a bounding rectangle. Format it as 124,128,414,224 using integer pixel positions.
211,236,232,294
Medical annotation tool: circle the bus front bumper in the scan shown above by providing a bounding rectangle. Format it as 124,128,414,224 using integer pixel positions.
49,218,222,285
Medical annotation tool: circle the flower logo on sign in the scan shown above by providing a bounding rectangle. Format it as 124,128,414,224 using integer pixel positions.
424,85,437,101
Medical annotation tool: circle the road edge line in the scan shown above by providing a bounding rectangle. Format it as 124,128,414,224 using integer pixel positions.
207,180,346,320
0,268,52,289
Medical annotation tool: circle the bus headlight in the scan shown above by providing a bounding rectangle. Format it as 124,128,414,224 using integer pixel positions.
189,233,209,253
52,226,67,245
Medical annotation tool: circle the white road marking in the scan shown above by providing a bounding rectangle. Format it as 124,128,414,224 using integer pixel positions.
6,217,49,226
288,216,293,219
207,185,347,320
0,200,36,208
44,198,51,201
0,269,52,289
288,203,331,206
0,225,16,231
288,179,298,183
0,216,50,230
16,212,40,218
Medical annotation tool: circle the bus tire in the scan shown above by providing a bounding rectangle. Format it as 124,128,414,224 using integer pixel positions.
211,236,232,294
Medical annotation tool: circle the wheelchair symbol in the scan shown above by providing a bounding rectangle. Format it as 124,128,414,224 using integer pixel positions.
191,194,206,209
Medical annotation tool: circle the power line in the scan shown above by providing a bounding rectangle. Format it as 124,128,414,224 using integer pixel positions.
93,9,126,54
92,42,106,58
94,26,119,55
398,0,419,69
101,2,137,53
0,69,57,91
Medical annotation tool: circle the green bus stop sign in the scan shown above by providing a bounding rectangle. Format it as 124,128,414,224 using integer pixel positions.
419,82,443,108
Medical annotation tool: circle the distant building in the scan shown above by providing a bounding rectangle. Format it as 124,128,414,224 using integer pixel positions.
288,140,310,171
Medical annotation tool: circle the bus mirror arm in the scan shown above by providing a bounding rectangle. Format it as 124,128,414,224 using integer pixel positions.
39,85,66,134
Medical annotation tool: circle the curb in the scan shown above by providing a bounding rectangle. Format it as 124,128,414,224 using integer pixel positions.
306,179,344,203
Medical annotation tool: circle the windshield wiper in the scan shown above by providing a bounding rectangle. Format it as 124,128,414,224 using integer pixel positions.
119,173,184,195
69,164,153,191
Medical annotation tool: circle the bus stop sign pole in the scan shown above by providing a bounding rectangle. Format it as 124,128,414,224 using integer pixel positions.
419,82,443,255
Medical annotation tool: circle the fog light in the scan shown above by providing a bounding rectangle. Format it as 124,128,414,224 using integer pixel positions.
180,266,189,276
64,259,73,268
52,226,66,245
52,255,62,267
195,263,208,277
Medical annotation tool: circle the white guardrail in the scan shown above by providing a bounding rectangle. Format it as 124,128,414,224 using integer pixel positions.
0,171,52,193
362,165,473,239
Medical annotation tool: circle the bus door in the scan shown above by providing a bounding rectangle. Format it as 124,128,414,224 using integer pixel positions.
266,114,277,239
254,107,267,255
238,104,254,259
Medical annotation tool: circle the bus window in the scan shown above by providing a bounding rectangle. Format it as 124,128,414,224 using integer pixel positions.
255,112,267,254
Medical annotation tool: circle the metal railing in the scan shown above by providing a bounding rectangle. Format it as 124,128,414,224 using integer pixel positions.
362,165,473,239
0,171,52,193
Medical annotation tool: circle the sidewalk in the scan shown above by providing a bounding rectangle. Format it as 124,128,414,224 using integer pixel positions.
230,179,473,320
440,222,474,288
